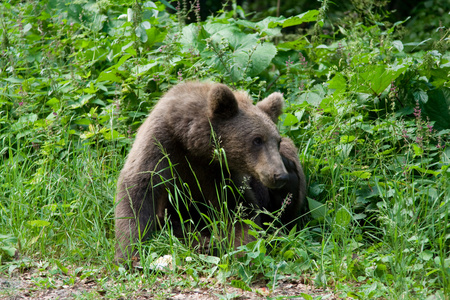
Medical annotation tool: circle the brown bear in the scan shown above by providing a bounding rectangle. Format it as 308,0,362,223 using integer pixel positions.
115,82,306,262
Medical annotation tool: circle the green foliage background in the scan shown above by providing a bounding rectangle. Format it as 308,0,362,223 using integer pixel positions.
0,0,449,298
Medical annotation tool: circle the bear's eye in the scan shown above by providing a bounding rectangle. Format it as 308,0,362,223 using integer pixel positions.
253,137,263,146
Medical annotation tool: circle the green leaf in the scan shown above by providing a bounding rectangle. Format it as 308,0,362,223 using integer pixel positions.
132,62,158,75
201,25,277,81
328,72,347,94
159,0,176,10
83,82,97,94
269,10,319,28
308,198,327,220
283,249,295,260
335,207,351,227
45,97,59,108
418,250,433,261
23,23,32,33
97,70,123,83
246,42,277,77
102,129,122,141
343,170,372,179
413,90,428,103
300,293,314,300
27,220,51,227
392,40,404,52
422,88,450,130
340,135,356,143
135,24,148,43
1,246,16,257
409,165,440,176
412,144,424,157
0,234,17,257
283,113,299,126
91,14,107,32
74,118,91,126
180,24,209,53
357,64,408,95
141,21,151,29
146,27,167,47
277,37,310,51
231,280,252,291
243,219,262,230
299,92,321,106
198,254,220,265
55,260,69,274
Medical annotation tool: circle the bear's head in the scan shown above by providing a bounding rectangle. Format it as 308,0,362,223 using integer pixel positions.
208,84,289,189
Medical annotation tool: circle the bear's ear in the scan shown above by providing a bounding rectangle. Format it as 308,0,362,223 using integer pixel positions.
208,84,239,119
256,92,283,123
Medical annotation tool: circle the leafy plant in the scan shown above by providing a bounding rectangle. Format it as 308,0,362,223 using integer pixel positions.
0,0,449,298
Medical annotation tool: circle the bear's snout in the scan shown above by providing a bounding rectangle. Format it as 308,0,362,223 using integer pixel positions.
273,172,289,189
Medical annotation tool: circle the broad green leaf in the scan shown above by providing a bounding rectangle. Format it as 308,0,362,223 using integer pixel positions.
412,144,424,157
159,0,175,10
0,246,16,257
283,249,295,260
357,64,408,95
419,250,434,261
135,24,148,43
422,88,450,130
102,129,122,141
46,97,59,107
180,24,209,53
92,99,106,106
91,14,107,32
198,254,220,265
231,279,252,292
300,293,314,300
379,147,395,155
409,165,440,176
246,42,277,77
299,92,321,106
243,219,262,231
74,118,90,126
83,82,97,94
340,135,356,144
343,170,372,179
141,21,151,29
0,234,18,244
283,113,299,126
392,40,404,52
146,27,167,47
3,77,24,83
413,90,428,103
97,70,123,83
328,72,347,94
277,37,310,51
335,207,351,227
308,198,327,220
132,62,158,75
199,25,277,81
69,94,94,108
269,10,319,28
23,23,32,33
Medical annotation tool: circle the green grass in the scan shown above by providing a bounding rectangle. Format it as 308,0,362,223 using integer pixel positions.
1,0,449,299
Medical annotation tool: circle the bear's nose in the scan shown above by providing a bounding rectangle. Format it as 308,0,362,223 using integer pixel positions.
273,173,289,189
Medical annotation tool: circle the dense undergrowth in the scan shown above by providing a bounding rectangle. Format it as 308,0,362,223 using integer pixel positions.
1,0,449,298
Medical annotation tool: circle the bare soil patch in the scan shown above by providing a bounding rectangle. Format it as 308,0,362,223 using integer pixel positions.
1,271,338,299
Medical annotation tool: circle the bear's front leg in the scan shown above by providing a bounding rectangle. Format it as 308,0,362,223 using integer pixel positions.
115,167,170,263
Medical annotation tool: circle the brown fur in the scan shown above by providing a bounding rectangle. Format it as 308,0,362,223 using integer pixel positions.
115,82,306,262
